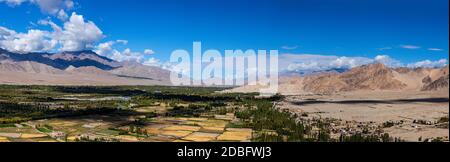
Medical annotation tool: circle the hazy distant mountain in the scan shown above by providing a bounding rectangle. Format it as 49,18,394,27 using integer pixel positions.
280,67,349,77
0,48,170,85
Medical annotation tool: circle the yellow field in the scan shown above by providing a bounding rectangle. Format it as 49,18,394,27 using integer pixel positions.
116,135,140,142
20,133,48,139
160,130,193,137
182,132,220,142
200,127,225,133
0,137,9,142
162,125,201,132
217,128,253,141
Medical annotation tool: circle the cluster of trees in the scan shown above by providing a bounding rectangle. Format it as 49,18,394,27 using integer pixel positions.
165,104,210,117
235,97,401,142
54,86,146,96
235,99,317,142
128,125,149,137
339,133,403,142
74,136,120,142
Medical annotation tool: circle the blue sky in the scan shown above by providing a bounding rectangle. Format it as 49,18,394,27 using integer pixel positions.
0,0,449,70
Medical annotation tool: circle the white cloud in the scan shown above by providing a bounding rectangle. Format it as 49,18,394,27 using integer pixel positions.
0,26,16,40
1,0,75,19
0,26,56,53
56,9,68,21
400,45,421,49
407,59,448,68
428,48,444,51
281,54,373,72
281,53,448,73
94,40,158,64
0,0,27,6
94,40,127,56
374,55,402,68
281,45,298,50
31,0,74,14
330,56,374,69
143,57,161,67
111,48,144,63
116,40,128,45
2,12,103,52
144,49,155,55
49,12,104,51
377,47,392,51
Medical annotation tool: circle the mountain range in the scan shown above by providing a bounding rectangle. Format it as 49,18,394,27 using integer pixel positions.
227,63,449,95
1,48,449,93
0,48,170,85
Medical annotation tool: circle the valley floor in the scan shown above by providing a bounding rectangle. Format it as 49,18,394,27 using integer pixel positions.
278,90,449,142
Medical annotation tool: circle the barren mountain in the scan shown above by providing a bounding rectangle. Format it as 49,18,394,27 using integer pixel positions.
422,65,449,91
0,60,63,74
303,63,406,93
226,63,449,95
0,48,171,85
110,61,170,82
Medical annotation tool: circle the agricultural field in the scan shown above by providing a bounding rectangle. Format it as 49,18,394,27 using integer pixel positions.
2,85,444,142
0,85,263,142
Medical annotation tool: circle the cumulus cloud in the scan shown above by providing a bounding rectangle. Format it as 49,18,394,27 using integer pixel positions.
31,0,74,14
0,0,27,6
144,49,155,55
0,26,56,53
0,26,16,40
374,55,402,67
143,57,161,67
94,40,127,56
56,9,68,20
1,0,75,20
47,12,104,51
281,54,373,72
111,48,145,63
407,59,448,68
1,12,103,52
281,53,448,73
94,40,158,64
330,56,374,69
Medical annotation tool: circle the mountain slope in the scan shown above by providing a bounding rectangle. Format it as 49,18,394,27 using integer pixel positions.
0,48,171,85
422,65,449,91
303,64,406,93
1,49,120,70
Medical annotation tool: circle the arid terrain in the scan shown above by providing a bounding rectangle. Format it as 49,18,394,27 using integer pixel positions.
227,64,449,142
278,90,449,141
0,49,171,86
1,48,449,142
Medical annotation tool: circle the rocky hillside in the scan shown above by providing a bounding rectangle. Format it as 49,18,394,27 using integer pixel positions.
422,65,449,91
303,64,406,93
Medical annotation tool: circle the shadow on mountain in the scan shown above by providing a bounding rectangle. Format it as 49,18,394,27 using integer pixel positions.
291,98,449,106
1,49,118,70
